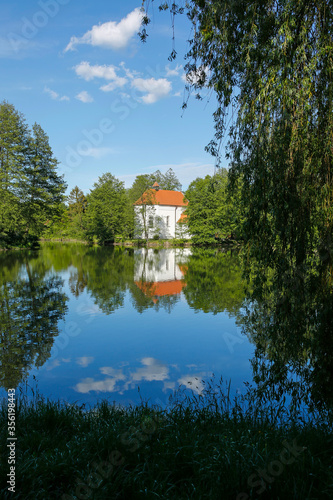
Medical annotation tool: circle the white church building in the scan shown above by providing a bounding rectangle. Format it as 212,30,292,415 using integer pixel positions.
134,182,190,239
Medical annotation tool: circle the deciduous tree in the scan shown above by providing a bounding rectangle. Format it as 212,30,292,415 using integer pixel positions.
85,173,128,244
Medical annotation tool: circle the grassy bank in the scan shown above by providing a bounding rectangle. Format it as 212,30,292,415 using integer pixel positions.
1,381,332,499
39,237,192,248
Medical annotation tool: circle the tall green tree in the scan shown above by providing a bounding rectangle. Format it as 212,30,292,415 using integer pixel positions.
143,0,333,258
185,168,243,244
67,186,87,217
0,253,68,389
85,173,129,244
0,101,29,240
23,123,66,236
67,185,87,234
159,168,182,190
128,168,182,204
128,174,154,204
0,101,66,246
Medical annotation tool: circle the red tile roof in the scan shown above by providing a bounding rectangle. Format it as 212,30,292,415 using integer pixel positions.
135,263,187,302
134,189,188,207
134,280,185,297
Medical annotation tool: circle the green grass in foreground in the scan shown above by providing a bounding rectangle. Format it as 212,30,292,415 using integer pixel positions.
0,380,332,500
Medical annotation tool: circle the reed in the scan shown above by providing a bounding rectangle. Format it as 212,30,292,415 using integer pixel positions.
0,378,332,499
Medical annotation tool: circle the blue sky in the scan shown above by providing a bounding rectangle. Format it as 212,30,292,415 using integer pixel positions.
0,0,225,195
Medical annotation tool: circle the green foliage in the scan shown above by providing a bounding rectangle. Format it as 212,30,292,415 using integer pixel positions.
185,168,243,244
67,186,86,217
165,0,333,409
0,251,68,389
66,186,87,237
160,167,182,190
44,169,182,244
84,173,130,244
0,101,66,247
150,0,333,273
128,168,182,205
182,248,245,316
143,2,333,409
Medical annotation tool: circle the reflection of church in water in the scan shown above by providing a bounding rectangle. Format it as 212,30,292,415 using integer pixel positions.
134,248,191,303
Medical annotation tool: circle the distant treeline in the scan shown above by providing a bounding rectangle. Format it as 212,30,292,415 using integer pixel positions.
0,101,244,248
45,168,244,245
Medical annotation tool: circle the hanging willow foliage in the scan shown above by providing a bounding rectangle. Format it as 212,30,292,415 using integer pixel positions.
142,1,333,409
142,0,333,271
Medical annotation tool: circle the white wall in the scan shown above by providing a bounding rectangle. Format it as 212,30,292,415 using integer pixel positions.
134,204,190,239
134,248,191,282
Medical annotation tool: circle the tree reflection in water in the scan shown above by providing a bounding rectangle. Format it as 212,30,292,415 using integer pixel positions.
0,251,68,390
1,243,331,414
242,250,333,413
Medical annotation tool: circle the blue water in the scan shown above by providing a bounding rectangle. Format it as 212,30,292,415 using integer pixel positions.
0,244,254,407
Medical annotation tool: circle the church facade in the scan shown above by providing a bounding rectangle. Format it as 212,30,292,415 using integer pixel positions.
134,182,190,239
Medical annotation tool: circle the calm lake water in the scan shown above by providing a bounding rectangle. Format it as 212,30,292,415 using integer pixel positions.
0,243,255,407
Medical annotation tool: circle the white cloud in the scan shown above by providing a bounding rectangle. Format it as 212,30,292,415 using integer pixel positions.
65,8,143,52
76,356,94,367
74,377,119,393
0,36,27,57
100,367,126,380
178,375,206,395
46,357,71,371
75,90,94,103
100,82,124,92
75,302,102,318
131,77,171,104
74,61,127,90
74,367,126,393
0,36,51,59
163,381,176,392
79,147,114,159
119,61,140,79
165,64,183,77
131,357,169,382
119,92,131,100
46,359,61,371
44,86,70,101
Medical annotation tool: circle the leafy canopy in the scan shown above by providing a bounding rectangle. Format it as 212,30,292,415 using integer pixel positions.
0,101,66,246
142,0,333,275
85,173,130,243
185,168,243,244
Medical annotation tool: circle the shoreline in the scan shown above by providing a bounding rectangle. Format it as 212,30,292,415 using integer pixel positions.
0,383,331,499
